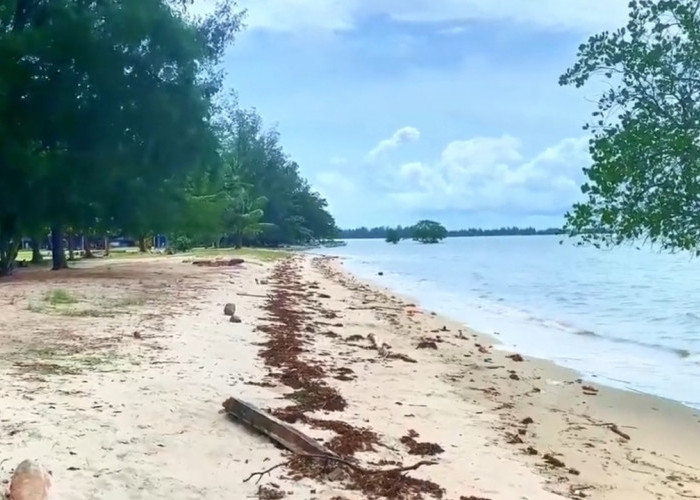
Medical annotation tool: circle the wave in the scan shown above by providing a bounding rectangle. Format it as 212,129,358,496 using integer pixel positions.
569,328,692,358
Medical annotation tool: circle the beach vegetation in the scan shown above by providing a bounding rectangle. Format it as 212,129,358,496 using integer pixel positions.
560,0,700,253
385,228,402,244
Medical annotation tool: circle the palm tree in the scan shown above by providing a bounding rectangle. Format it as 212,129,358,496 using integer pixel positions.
227,188,267,248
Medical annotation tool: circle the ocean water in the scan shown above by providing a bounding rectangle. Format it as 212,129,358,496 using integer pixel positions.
311,236,700,408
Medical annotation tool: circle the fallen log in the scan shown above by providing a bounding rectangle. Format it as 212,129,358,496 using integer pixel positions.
222,397,337,456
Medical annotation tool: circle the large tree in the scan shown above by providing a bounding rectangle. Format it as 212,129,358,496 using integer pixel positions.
0,0,243,273
560,0,700,253
412,220,447,244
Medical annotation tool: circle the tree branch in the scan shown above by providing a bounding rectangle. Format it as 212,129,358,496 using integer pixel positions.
243,453,438,485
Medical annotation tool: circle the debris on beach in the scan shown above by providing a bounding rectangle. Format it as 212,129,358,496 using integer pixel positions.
235,257,446,499
543,453,566,468
191,258,244,267
582,385,599,396
401,430,445,456
506,354,524,362
257,485,286,499
417,340,438,349
222,396,337,456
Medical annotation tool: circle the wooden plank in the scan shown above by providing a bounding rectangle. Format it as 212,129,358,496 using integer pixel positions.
222,397,337,457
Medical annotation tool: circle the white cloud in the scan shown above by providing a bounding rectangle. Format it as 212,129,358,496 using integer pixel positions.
367,126,420,161
387,135,590,215
329,156,349,167
316,170,356,194
200,0,629,34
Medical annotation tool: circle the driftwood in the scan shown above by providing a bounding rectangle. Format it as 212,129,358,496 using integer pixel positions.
223,396,438,485
237,292,269,299
222,397,336,456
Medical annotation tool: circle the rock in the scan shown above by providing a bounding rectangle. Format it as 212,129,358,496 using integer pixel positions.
230,315,242,323
377,272,384,276
223,303,236,316
8,460,52,500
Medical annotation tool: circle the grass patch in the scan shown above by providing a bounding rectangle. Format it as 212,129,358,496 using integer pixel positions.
29,290,146,317
27,302,45,313
57,308,115,318
190,247,292,262
15,347,119,376
44,289,79,305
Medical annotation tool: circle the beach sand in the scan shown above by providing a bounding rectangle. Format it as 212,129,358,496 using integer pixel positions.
0,253,698,499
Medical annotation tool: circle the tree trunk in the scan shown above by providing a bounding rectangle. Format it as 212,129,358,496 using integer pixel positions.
104,235,110,256
236,231,243,249
30,238,43,264
67,232,75,261
0,238,19,276
138,235,147,253
50,225,67,271
83,238,94,258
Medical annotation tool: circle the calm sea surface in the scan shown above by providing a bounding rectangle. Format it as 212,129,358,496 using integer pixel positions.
311,236,700,408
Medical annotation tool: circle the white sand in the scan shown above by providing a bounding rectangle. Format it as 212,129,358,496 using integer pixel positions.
0,254,698,499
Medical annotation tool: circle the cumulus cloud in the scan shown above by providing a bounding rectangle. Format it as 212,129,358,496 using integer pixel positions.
367,126,421,161
386,135,590,215
198,0,629,34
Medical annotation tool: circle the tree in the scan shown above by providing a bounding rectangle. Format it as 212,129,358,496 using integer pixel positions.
560,0,700,253
412,220,447,244
385,228,401,244
227,189,267,248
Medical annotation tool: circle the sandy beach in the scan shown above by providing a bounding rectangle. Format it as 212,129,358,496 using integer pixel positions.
0,253,698,499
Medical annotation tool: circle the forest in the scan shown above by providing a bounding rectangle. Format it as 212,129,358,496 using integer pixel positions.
0,0,337,275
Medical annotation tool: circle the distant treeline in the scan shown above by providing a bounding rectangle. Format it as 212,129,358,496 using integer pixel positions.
339,226,562,239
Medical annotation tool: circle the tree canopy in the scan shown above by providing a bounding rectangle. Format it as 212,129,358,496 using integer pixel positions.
412,220,447,244
0,0,337,275
560,0,700,253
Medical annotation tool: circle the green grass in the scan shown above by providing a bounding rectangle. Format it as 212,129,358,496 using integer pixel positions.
29,292,146,317
44,289,79,305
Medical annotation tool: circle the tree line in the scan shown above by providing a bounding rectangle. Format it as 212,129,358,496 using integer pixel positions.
339,225,562,240
0,0,337,275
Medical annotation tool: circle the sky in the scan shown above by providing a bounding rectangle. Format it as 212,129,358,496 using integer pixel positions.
203,0,631,229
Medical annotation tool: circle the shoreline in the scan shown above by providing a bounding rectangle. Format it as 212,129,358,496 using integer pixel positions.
315,249,700,411
320,254,700,498
1,253,698,499
331,255,699,410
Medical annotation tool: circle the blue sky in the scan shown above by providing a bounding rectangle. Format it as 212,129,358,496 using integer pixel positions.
203,1,630,229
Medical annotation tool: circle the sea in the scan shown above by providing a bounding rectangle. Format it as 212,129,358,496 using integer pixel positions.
310,236,700,409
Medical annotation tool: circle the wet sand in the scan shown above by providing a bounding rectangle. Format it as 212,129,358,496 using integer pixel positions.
0,253,698,499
